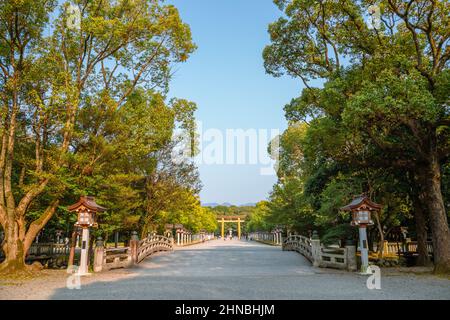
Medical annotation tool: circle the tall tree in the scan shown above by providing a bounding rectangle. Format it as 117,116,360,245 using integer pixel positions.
264,0,449,273
0,0,195,272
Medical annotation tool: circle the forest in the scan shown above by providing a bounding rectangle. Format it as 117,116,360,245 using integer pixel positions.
246,0,450,273
0,0,216,273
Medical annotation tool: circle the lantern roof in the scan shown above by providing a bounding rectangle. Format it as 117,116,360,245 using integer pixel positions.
68,196,106,212
340,195,382,212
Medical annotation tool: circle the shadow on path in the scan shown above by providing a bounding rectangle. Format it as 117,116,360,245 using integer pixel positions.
50,240,450,300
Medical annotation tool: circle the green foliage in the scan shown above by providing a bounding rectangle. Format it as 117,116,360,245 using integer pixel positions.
0,0,206,254
246,201,274,232
262,0,450,256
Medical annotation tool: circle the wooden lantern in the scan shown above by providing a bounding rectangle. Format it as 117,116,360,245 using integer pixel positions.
341,195,381,226
68,196,106,228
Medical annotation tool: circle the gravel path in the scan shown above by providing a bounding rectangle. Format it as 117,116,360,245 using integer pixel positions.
1,239,449,299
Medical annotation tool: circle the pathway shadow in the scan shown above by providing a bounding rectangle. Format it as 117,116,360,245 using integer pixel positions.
48,241,450,300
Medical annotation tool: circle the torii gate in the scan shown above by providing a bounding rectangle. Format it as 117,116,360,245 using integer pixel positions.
218,216,246,239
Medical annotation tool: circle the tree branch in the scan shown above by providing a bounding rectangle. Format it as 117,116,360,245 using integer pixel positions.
15,178,49,217
23,200,59,253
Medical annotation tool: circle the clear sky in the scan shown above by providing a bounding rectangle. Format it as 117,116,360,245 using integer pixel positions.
166,0,304,205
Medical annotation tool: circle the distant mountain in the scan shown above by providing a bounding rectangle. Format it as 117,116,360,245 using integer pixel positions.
202,202,257,207
241,202,257,207
203,202,220,207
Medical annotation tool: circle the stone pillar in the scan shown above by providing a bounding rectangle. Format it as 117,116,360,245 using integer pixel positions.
383,240,389,255
221,218,225,239
345,239,357,272
177,232,180,245
130,231,140,264
78,227,90,275
93,237,104,272
405,237,412,252
311,231,322,268
238,218,241,240
359,226,369,273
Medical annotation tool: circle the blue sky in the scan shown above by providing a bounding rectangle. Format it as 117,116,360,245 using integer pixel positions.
166,0,304,205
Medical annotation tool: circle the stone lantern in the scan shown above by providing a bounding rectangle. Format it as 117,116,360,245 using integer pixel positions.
68,196,106,275
341,195,382,273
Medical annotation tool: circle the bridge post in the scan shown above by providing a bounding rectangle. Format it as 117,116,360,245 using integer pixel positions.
345,239,357,272
311,231,322,268
221,218,225,239
93,237,104,272
130,231,140,264
238,218,241,240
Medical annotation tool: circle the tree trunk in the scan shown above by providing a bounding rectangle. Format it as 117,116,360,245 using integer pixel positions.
412,195,431,266
68,229,78,267
0,219,26,272
418,155,450,273
0,202,58,272
374,211,385,259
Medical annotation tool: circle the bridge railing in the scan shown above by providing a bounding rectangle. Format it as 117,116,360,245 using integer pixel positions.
98,247,133,271
27,243,70,258
135,235,173,263
249,231,283,246
282,235,313,261
93,233,174,272
282,233,357,271
175,232,215,246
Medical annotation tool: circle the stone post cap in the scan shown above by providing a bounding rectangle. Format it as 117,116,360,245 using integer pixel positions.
96,236,104,247
312,230,320,240
131,231,139,241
